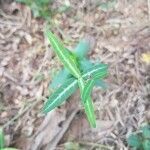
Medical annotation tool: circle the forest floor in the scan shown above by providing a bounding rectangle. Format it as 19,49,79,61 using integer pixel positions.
0,0,150,150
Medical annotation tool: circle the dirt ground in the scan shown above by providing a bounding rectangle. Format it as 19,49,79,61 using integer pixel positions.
0,0,150,150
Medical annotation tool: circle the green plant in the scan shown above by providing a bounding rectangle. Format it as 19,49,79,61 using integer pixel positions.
98,0,117,11
64,141,80,150
43,29,108,127
49,39,107,90
15,0,70,20
15,0,54,19
0,127,18,150
127,124,150,150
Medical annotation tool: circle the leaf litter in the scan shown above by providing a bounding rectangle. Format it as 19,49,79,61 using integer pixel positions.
0,0,150,149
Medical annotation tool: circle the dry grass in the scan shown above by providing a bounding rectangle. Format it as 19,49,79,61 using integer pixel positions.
0,0,149,149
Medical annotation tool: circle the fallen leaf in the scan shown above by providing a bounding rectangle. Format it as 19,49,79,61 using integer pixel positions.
141,53,150,64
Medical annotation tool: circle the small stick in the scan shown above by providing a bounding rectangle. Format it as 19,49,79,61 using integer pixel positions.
148,0,150,20
3,97,43,129
45,108,79,150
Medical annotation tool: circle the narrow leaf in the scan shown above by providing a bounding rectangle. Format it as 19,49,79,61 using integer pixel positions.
81,64,108,125
43,78,78,113
84,97,96,128
1,148,18,150
45,30,81,78
81,64,108,104
0,128,5,149
82,64,108,77
82,79,95,103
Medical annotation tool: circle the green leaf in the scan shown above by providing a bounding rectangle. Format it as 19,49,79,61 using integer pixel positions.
141,124,150,139
35,0,50,5
82,79,95,103
65,48,80,69
49,69,71,89
43,78,78,113
16,0,52,19
45,30,81,79
95,79,108,89
83,97,96,128
81,64,108,103
99,0,117,11
143,140,150,150
1,148,18,150
43,64,108,113
79,59,94,72
80,63,108,128
83,64,108,82
75,39,91,58
0,128,5,149
127,134,142,148
30,2,40,17
65,142,80,150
